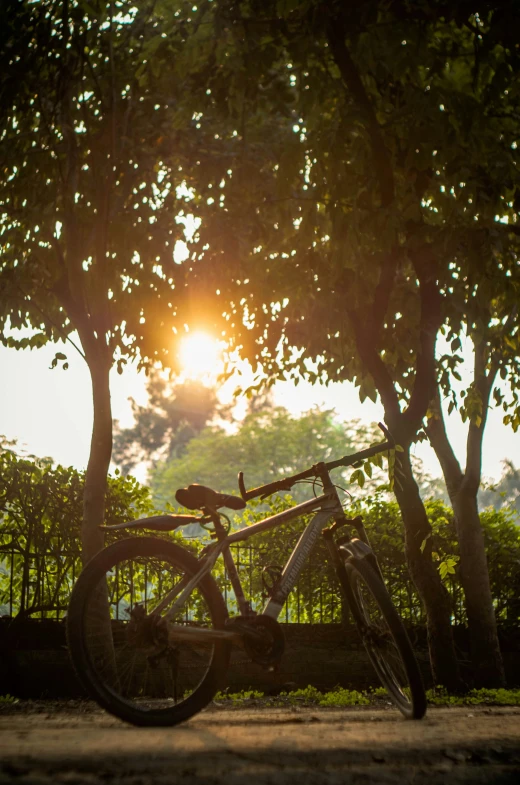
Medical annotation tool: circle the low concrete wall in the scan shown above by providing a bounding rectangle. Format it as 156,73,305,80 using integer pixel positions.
226,624,434,694
1,619,519,699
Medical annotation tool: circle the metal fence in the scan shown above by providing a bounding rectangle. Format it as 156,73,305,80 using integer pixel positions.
4,537,515,627
0,540,350,624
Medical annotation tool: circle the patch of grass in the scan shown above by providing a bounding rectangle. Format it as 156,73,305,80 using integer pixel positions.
213,689,264,704
0,694,18,705
318,688,370,707
368,686,390,699
279,685,321,703
212,684,520,709
277,685,369,707
426,686,520,706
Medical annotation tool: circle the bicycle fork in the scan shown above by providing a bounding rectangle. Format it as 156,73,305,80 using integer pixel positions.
322,515,383,627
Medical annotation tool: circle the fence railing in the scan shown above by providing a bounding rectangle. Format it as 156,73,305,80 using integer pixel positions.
1,540,352,624
4,534,518,627
1,536,478,627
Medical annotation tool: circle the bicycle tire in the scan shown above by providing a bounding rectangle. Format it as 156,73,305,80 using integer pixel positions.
67,537,230,727
345,556,426,719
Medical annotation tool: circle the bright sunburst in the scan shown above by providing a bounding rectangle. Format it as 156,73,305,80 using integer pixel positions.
178,331,223,379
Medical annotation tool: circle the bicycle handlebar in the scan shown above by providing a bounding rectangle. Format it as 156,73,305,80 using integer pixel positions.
238,422,395,502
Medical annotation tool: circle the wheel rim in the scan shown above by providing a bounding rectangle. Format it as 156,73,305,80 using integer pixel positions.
80,551,218,714
352,571,413,709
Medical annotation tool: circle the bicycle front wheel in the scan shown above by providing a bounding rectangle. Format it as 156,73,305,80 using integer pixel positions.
67,537,230,726
346,557,426,719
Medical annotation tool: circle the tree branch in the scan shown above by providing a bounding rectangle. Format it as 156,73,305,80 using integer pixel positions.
464,342,499,496
483,221,520,238
425,387,464,497
369,248,399,343
347,307,402,427
325,19,395,207
403,246,443,436
13,281,86,361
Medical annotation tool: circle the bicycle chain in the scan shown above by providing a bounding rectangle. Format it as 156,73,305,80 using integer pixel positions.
171,650,257,671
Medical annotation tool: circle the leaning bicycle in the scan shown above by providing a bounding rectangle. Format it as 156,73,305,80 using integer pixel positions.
67,424,427,726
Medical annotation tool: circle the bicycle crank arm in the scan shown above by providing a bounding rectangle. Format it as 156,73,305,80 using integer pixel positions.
167,624,242,645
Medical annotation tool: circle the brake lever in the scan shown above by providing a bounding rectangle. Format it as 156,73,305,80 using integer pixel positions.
238,471,248,501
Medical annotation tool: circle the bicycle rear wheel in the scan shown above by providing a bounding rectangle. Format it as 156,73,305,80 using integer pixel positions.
345,557,426,719
67,537,230,726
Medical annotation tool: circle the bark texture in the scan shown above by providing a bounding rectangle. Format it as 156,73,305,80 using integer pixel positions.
392,446,462,691
427,386,505,688
81,351,113,564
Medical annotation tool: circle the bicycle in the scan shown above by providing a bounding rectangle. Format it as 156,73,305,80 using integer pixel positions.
67,423,427,726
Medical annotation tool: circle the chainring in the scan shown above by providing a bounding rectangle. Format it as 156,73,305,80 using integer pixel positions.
239,614,285,668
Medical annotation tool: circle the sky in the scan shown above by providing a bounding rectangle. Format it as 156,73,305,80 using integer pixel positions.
0,335,518,486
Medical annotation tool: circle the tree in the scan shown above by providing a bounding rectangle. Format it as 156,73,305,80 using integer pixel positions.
426,335,517,685
151,405,381,506
422,183,520,685
113,370,218,475
0,1,200,560
163,0,520,688
480,460,520,515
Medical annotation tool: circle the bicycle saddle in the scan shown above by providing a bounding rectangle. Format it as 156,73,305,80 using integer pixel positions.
175,484,246,512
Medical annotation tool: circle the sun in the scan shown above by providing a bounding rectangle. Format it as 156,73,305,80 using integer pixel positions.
178,331,223,380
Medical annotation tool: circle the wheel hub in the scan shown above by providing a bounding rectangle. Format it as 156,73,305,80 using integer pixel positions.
127,604,168,649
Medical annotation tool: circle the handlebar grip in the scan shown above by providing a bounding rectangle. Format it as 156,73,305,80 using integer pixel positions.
238,472,298,502
238,471,248,501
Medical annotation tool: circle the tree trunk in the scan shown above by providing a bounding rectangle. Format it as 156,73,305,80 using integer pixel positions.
427,384,505,688
82,353,113,563
451,489,505,687
393,448,463,691
346,255,463,689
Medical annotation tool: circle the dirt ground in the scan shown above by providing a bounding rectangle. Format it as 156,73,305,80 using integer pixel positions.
1,701,519,784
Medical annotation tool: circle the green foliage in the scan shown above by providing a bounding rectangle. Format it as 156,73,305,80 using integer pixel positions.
151,406,383,507
480,506,520,624
0,446,157,617
353,495,520,626
2,442,519,626
214,689,264,704
480,461,520,516
316,688,370,707
0,0,243,555
0,0,246,551
279,685,322,704
0,695,18,705
214,686,369,707
0,0,209,369
438,556,459,582
214,685,520,708
162,0,520,424
426,687,520,707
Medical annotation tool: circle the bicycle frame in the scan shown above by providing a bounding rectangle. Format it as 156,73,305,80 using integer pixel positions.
159,488,343,644
151,430,396,645
68,425,427,723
